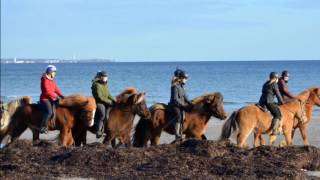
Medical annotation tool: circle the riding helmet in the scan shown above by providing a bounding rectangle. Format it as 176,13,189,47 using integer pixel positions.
269,72,279,79
281,70,289,77
174,69,188,79
96,70,108,78
46,65,57,73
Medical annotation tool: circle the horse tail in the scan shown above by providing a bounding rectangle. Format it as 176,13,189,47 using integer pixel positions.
133,117,151,147
220,111,239,140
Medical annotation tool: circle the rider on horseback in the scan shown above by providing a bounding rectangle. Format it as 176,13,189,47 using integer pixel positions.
259,72,284,135
91,71,116,138
168,69,193,141
39,65,64,134
278,70,295,103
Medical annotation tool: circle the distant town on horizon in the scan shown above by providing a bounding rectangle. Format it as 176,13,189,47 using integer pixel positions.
0,58,115,64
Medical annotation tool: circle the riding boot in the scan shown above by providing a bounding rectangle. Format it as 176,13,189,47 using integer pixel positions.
174,122,182,140
96,120,104,139
271,118,281,135
40,117,49,134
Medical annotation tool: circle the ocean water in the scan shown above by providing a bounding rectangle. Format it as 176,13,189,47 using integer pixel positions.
1,61,320,114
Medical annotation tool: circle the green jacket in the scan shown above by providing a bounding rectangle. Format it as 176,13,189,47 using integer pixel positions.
91,80,115,105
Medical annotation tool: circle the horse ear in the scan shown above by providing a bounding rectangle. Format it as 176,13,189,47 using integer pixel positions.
135,93,145,104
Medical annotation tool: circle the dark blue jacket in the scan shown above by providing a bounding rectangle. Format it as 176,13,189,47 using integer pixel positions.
259,81,284,105
169,83,191,108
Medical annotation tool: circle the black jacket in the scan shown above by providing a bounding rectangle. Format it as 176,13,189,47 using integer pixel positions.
169,83,191,108
259,81,284,105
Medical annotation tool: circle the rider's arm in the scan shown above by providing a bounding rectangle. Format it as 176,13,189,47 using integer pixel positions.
281,81,295,98
172,85,186,107
42,78,57,101
92,84,112,105
274,83,284,104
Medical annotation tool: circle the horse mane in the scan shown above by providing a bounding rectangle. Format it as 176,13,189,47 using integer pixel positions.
1,96,31,132
191,92,222,105
116,87,138,104
2,96,32,114
58,94,89,107
296,87,319,101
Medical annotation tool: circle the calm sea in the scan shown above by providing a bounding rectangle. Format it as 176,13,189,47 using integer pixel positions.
1,61,320,114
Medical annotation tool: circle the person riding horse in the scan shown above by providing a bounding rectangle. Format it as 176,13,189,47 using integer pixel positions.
259,72,284,135
39,65,64,134
168,69,193,141
91,71,116,138
278,70,295,103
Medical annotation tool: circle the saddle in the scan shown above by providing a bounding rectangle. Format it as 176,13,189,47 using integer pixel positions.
151,103,186,122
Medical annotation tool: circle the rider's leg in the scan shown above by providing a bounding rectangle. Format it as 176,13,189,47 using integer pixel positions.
266,103,282,135
95,103,106,138
172,106,183,140
40,99,53,134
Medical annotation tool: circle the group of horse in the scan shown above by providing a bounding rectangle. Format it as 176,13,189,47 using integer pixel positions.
0,87,319,149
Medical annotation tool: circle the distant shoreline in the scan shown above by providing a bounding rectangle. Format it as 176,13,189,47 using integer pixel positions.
1,59,320,64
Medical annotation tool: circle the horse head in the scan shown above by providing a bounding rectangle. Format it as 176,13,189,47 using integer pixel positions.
203,92,227,120
310,87,320,106
128,92,151,119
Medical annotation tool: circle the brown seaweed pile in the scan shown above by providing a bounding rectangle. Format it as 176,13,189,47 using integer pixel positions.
1,139,320,179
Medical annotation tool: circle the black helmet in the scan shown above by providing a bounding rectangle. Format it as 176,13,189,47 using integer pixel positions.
269,72,279,79
174,69,188,79
96,71,108,78
281,70,289,77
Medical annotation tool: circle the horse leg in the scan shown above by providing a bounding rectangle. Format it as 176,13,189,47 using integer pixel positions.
124,133,131,148
31,128,41,145
60,128,74,146
283,129,293,146
259,135,266,146
253,133,261,147
151,130,162,146
237,128,252,148
269,135,277,146
299,124,309,145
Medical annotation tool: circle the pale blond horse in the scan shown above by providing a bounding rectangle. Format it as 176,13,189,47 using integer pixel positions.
0,96,32,135
260,87,320,146
220,97,307,148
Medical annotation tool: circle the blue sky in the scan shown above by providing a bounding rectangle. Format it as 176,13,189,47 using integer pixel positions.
1,0,320,61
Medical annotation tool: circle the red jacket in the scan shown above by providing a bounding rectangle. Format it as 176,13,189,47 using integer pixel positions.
40,75,63,101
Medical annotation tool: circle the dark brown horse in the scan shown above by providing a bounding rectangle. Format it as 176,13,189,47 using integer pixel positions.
0,95,96,148
72,87,151,147
133,92,227,147
262,87,320,146
220,92,308,148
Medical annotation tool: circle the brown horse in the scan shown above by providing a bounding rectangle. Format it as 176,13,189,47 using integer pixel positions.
0,95,96,148
0,96,32,136
220,95,307,148
72,87,151,148
263,87,320,146
133,92,227,147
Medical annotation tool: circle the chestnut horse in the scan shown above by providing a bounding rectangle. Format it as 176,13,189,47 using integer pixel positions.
0,95,96,148
72,87,151,147
262,87,320,146
133,92,227,147
220,96,307,148
0,96,32,136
